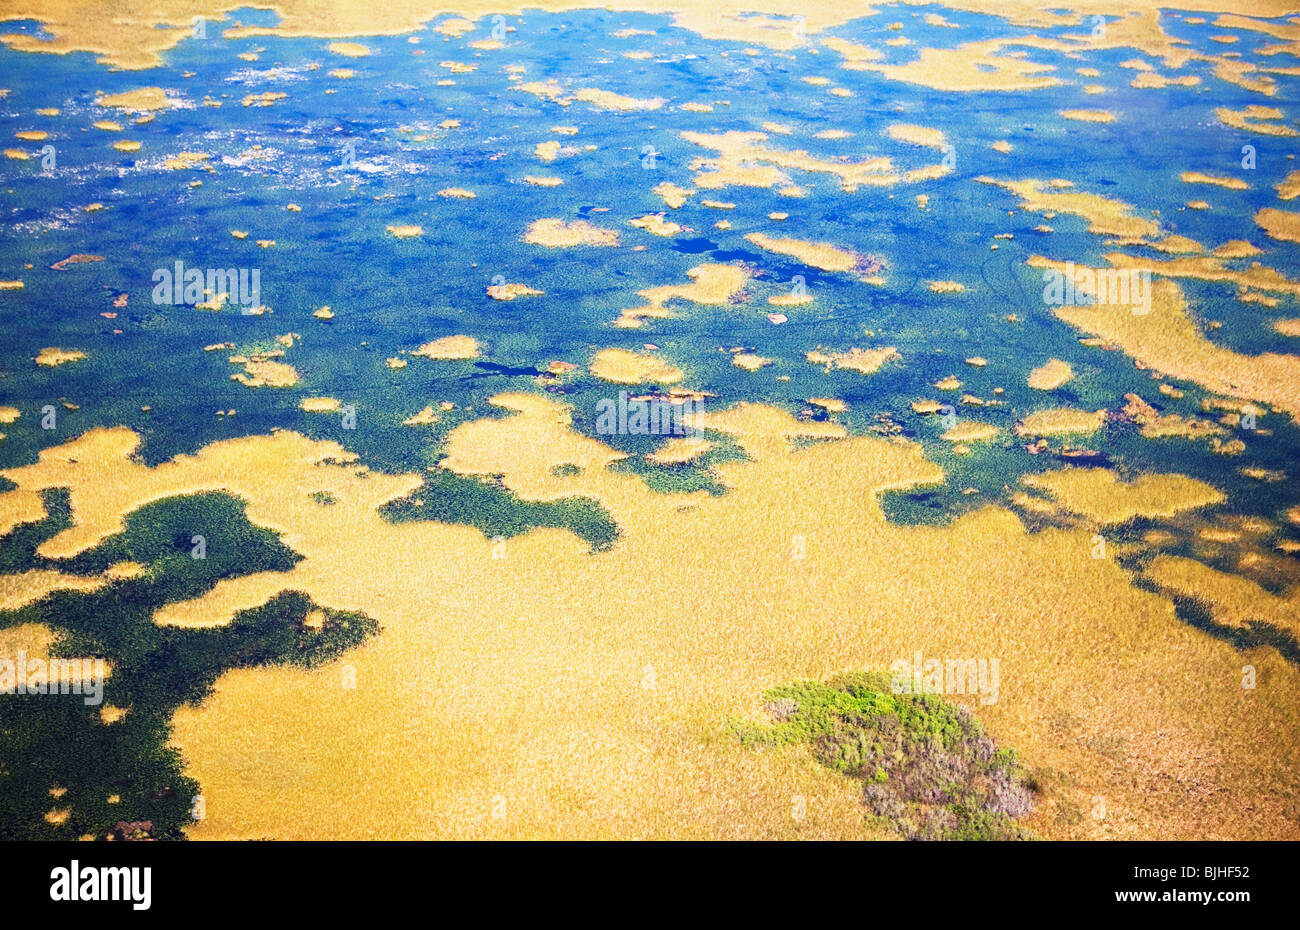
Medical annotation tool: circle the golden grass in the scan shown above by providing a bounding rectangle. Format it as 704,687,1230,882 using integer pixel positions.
1059,108,1115,122
34,347,86,368
628,214,682,237
413,335,480,360
808,397,848,414
886,122,946,148
1015,407,1105,437
402,406,440,427
1022,468,1224,524
1027,358,1073,390
6,0,1292,72
589,348,683,384
1181,171,1248,190
1145,555,1298,636
1214,105,1297,136
95,87,170,111
573,87,664,111
229,357,299,388
299,397,341,413
867,36,1065,90
1132,69,1199,89
1213,240,1262,258
805,346,899,378
1256,207,1300,243
160,151,210,173
6,0,1300,843
682,130,914,193
0,621,111,685
1123,393,1224,441
1100,252,1299,297
977,176,1159,240
941,421,998,442
524,218,619,248
0,571,105,611
0,392,1293,839
653,182,694,208
1278,171,1300,201
745,233,859,273
486,282,542,301
1030,257,1300,422
103,562,144,580
241,91,287,107
533,140,562,162
616,263,748,328
327,41,370,57
732,353,772,371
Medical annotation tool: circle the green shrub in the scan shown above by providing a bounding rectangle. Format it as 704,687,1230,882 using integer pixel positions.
736,672,1037,840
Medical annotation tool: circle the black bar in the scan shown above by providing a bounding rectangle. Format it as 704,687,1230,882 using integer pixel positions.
0,840,1281,917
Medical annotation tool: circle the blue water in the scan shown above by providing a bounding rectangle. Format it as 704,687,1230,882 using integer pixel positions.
0,4,1296,530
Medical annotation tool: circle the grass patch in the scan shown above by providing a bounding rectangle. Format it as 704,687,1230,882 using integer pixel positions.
736,672,1037,840
380,470,618,551
609,456,728,496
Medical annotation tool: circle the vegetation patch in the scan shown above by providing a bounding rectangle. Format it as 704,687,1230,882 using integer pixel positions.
380,470,618,551
0,494,378,840
736,672,1038,840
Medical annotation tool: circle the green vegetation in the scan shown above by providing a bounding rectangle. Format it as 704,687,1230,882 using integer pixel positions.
381,469,619,550
607,432,748,496
609,456,728,496
0,493,378,839
0,489,72,574
736,672,1037,840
